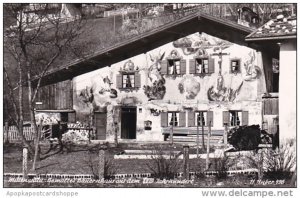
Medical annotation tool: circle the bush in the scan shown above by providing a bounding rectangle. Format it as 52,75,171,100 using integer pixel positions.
263,139,296,181
85,149,118,179
228,125,261,150
146,146,181,179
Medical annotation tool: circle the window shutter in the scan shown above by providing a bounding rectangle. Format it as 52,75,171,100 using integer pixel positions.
180,59,186,74
223,111,230,126
189,59,196,74
134,73,141,88
161,112,168,127
207,111,214,127
208,57,215,74
160,60,168,75
179,112,186,127
116,74,122,89
242,111,249,126
188,111,195,127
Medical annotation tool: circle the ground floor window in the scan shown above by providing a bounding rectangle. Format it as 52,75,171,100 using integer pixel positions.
229,111,242,126
168,112,179,126
195,111,207,126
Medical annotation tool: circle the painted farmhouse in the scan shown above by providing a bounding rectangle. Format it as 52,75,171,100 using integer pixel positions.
32,13,295,145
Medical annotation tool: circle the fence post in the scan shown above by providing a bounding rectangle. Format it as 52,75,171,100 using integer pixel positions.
4,122,9,144
183,145,190,180
23,146,28,179
98,146,107,179
224,123,228,147
206,121,211,170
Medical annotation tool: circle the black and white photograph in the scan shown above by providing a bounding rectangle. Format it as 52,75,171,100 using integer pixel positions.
1,1,297,195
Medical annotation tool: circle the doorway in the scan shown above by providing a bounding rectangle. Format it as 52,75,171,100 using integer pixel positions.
121,107,136,139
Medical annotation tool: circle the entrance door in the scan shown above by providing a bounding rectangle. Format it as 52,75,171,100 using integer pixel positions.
94,112,107,140
121,107,136,139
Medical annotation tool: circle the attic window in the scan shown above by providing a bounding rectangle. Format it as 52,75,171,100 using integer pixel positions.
168,59,181,75
122,73,135,88
230,59,241,73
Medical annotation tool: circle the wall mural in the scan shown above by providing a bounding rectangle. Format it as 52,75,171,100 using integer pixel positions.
243,51,261,81
144,51,166,101
98,76,118,98
173,33,232,55
79,86,95,106
207,73,243,102
178,75,200,99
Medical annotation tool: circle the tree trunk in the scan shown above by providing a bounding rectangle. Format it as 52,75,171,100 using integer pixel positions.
32,119,42,171
17,66,34,154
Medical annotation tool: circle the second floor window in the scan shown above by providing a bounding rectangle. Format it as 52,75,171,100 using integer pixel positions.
195,58,209,74
123,74,135,88
168,59,181,75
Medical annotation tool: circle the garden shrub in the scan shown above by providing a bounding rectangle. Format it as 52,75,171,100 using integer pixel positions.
228,125,261,151
146,146,181,180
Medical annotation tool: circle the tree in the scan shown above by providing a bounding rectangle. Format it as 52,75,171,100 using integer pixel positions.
4,3,84,170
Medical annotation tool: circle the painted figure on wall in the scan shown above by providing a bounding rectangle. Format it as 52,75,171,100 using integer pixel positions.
178,75,200,99
99,76,118,98
243,51,261,81
144,51,166,100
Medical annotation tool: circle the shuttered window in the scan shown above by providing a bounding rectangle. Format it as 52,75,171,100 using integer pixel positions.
117,72,141,89
195,58,209,74
161,111,186,127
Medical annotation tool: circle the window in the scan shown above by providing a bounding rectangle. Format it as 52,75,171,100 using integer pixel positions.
188,111,213,127
229,111,242,127
168,59,181,75
195,58,209,74
122,73,135,88
195,111,207,126
168,112,179,127
161,111,186,127
230,59,241,73
116,60,141,90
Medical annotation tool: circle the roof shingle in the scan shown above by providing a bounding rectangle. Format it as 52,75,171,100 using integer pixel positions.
246,15,296,40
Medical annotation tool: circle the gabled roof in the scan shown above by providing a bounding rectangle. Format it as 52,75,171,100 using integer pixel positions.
246,15,296,41
35,12,256,86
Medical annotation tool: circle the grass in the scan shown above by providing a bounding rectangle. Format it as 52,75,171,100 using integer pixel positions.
3,143,296,187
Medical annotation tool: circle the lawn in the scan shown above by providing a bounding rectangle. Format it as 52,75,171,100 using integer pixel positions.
3,143,296,188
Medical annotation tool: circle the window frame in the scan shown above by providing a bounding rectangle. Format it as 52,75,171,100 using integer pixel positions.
167,111,180,127
195,58,209,74
229,110,242,127
195,111,208,127
122,73,135,89
167,59,181,75
230,59,241,74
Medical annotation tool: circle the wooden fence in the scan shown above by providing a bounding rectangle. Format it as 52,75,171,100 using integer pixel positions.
3,125,95,142
4,126,35,142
